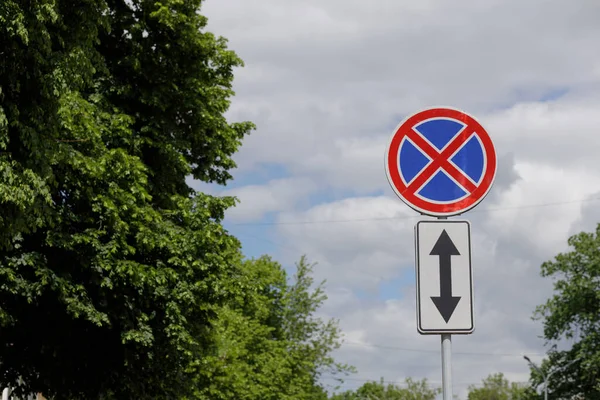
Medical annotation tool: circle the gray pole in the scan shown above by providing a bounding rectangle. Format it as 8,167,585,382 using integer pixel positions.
524,355,580,400
441,334,452,400
524,356,547,400
437,215,453,400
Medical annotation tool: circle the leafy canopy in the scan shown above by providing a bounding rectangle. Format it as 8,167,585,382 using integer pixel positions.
199,255,354,400
330,377,440,400
531,225,600,399
0,0,254,398
0,1,354,399
467,373,537,400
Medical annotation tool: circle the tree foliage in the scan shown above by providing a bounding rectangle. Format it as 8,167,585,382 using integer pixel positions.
0,0,258,398
1,0,356,398
532,226,600,399
0,2,354,397
330,377,440,400
467,373,537,400
197,255,353,400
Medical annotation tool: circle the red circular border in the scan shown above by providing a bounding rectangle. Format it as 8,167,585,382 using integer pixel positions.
385,107,497,216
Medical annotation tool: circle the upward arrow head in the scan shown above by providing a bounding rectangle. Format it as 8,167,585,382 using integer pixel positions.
430,229,460,256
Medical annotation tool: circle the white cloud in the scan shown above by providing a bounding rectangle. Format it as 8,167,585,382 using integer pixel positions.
220,178,317,222
268,171,586,396
276,196,418,288
198,0,600,398
570,191,600,236
204,0,600,184
485,93,600,168
322,291,542,398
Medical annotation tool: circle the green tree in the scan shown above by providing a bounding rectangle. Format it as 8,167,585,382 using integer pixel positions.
330,377,440,400
0,0,252,398
467,373,537,400
531,225,600,399
196,255,353,400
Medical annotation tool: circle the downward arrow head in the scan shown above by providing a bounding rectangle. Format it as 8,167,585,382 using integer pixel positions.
430,296,461,323
430,230,460,256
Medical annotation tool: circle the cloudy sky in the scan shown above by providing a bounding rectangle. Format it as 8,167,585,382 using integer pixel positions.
195,0,600,398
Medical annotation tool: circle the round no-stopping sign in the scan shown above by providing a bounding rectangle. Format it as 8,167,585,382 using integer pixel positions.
385,107,497,217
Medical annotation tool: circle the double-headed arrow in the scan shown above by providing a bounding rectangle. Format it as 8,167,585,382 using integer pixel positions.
430,229,461,323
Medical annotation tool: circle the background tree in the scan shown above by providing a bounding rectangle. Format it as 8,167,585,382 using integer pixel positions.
531,225,600,399
196,255,353,400
526,353,583,400
467,373,537,400
330,377,440,400
0,0,253,398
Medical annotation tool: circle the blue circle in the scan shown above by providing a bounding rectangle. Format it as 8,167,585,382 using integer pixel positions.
398,118,485,203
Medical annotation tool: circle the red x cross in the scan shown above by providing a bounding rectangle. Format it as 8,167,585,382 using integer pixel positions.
403,127,477,196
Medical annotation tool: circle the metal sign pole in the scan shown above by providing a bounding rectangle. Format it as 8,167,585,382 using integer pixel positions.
438,215,452,400
441,333,452,400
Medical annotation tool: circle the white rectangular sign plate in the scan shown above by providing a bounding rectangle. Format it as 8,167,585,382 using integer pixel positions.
415,220,474,334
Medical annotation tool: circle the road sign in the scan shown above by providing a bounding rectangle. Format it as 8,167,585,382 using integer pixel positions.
385,107,497,217
415,220,473,334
